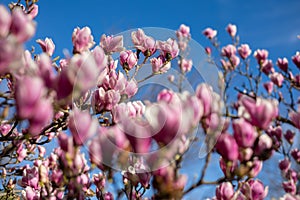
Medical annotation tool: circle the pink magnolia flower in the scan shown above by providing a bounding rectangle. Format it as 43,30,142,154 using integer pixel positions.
93,173,106,191
281,194,300,200
238,44,252,59
254,49,269,64
92,46,107,71
230,55,240,68
292,51,300,69
157,89,175,104
289,109,300,130
270,72,284,87
37,146,46,157
277,57,289,72
27,4,39,19
92,88,121,113
156,38,179,60
22,186,39,200
119,50,138,71
102,69,126,91
112,101,145,123
283,180,297,195
179,58,193,73
294,74,300,87
56,52,100,101
121,118,152,153
254,134,273,160
15,76,45,119
216,182,235,200
17,143,27,162
51,169,63,186
220,59,231,71
57,132,75,156
0,123,11,136
233,118,258,148
195,83,213,116
89,126,129,169
124,79,138,98
226,23,237,37
36,37,55,56
10,7,36,43
68,108,98,146
240,179,268,200
216,133,239,161
205,47,212,55
284,130,295,144
148,102,181,145
286,169,298,183
37,53,55,88
291,149,300,163
150,55,171,73
182,94,204,127
261,59,274,75
240,96,278,130
100,34,124,54
219,157,238,177
248,158,263,177
28,98,53,136
72,27,95,53
0,5,11,37
20,167,39,190
279,158,291,173
202,27,217,39
263,82,274,94
176,24,190,38
266,126,282,150
0,36,23,74
104,192,114,200
131,29,156,56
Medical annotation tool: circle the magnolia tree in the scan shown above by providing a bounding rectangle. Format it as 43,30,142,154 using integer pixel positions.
0,1,300,200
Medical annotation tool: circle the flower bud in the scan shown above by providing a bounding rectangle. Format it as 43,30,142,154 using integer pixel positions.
277,57,289,72
68,108,98,146
263,82,274,94
238,44,252,59
233,118,257,148
119,50,138,71
284,130,295,144
292,51,300,69
216,133,239,161
216,182,235,200
203,27,217,39
36,37,55,56
270,72,284,87
226,24,237,37
241,179,268,200
291,148,300,163
10,7,35,43
254,49,269,64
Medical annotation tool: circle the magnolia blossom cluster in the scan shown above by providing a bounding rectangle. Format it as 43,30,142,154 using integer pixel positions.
203,24,300,199
1,1,300,199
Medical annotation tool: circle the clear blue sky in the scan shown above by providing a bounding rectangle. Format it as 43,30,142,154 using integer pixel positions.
3,0,300,61
2,0,300,199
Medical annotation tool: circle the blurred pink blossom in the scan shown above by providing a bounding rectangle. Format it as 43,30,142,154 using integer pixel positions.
36,37,55,56
203,27,217,39
72,27,95,53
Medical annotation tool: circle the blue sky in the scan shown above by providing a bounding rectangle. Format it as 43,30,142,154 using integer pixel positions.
3,0,300,60
1,0,300,199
